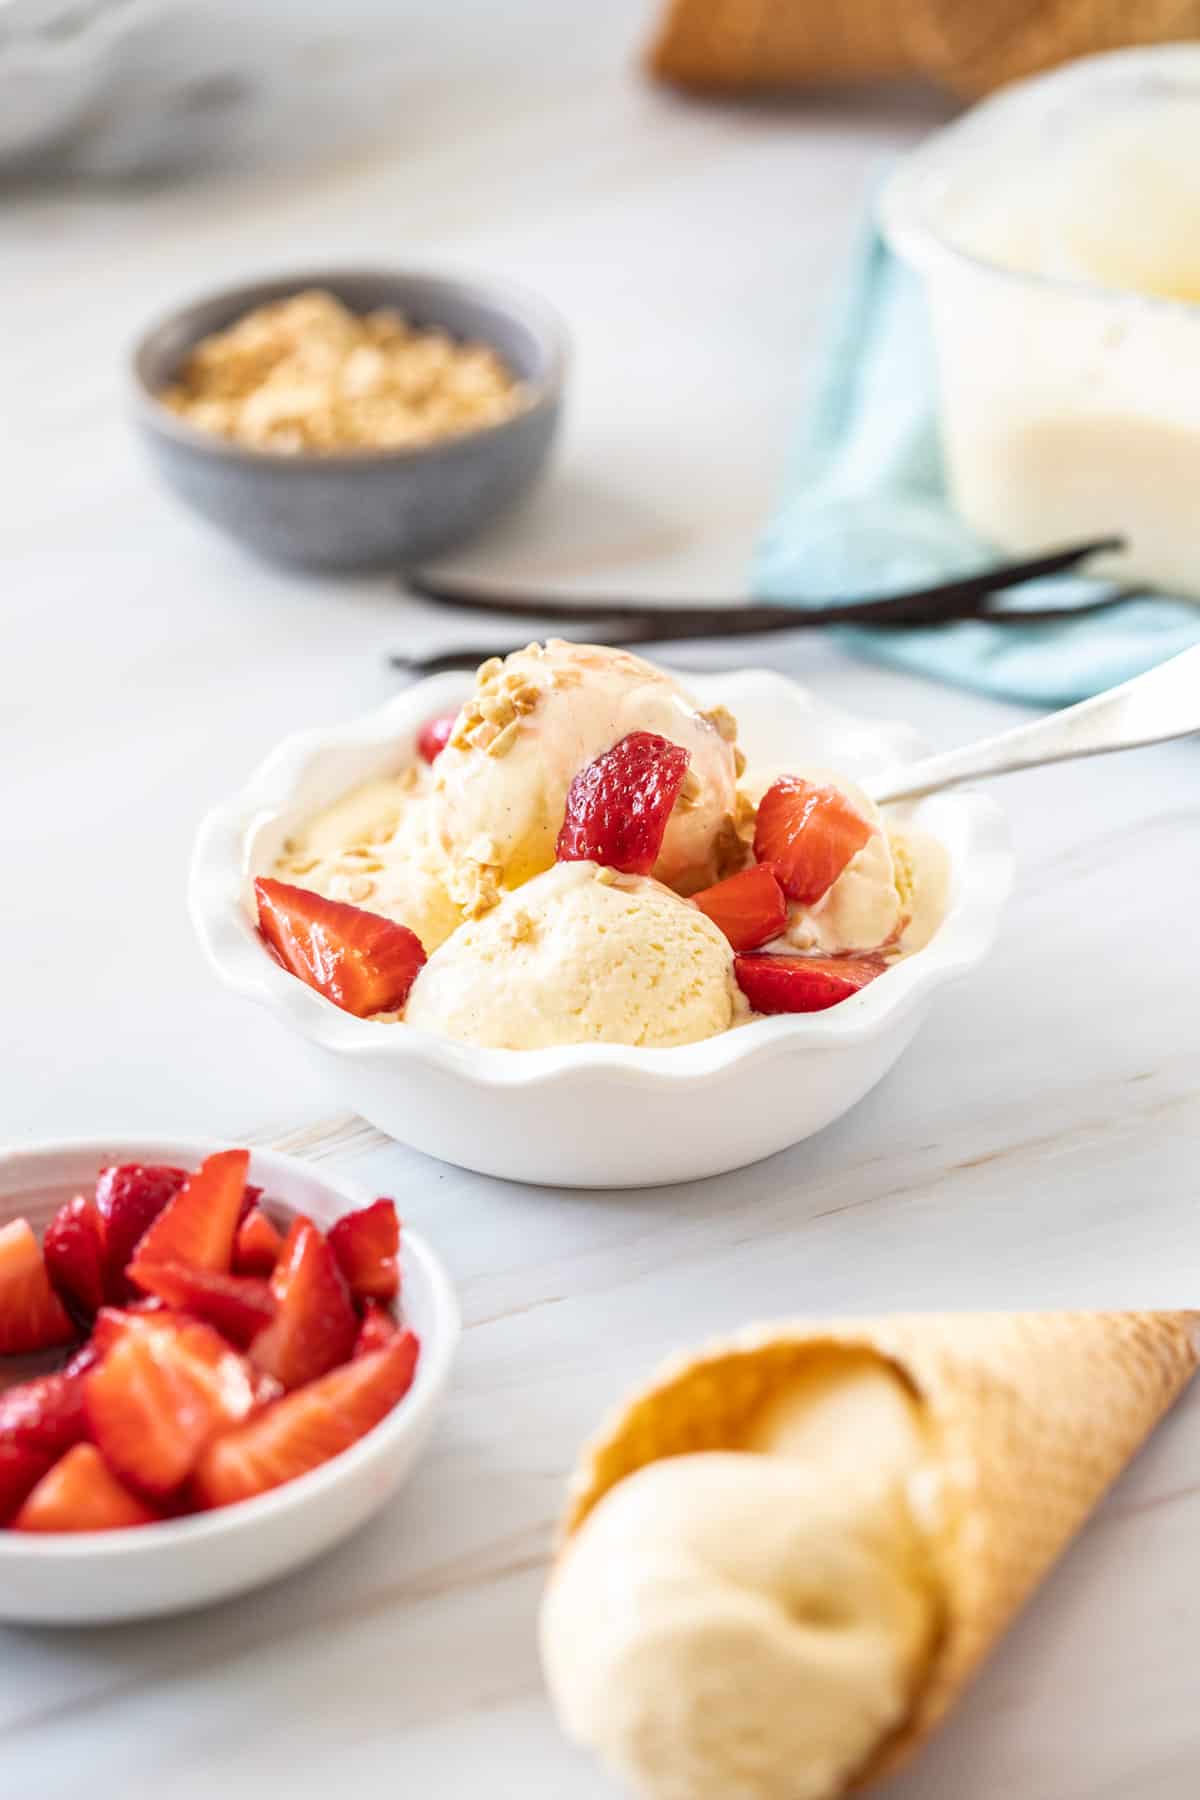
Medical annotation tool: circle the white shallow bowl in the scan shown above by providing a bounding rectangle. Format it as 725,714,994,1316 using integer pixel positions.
190,670,1013,1188
0,1137,460,1626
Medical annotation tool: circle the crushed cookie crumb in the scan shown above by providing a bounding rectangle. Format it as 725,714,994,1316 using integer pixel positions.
675,768,703,812
701,703,739,744
158,290,526,454
498,907,537,946
486,719,521,757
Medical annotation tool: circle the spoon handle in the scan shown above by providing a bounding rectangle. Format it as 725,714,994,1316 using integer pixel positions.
868,643,1200,805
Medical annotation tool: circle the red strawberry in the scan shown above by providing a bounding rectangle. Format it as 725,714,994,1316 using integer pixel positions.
128,1261,275,1350
0,1219,77,1354
256,878,426,1018
85,1318,257,1497
556,732,690,876
95,1163,188,1301
0,1372,87,1458
753,778,873,906
132,1149,249,1274
0,1444,54,1524
194,1332,420,1510
63,1302,170,1378
43,1196,106,1319
237,1180,264,1224
691,863,788,952
234,1207,284,1277
733,953,888,1014
417,710,457,763
328,1199,400,1303
14,1443,160,1533
249,1218,358,1391
353,1300,399,1358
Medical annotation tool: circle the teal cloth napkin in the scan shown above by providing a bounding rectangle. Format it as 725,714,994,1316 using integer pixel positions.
752,223,1200,706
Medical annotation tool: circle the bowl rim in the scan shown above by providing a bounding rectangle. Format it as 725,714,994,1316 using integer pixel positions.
0,1135,461,1557
128,264,570,469
188,666,1015,1087
881,43,1200,326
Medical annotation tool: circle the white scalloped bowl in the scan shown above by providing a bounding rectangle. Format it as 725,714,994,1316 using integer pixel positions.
189,670,1013,1188
0,1137,460,1625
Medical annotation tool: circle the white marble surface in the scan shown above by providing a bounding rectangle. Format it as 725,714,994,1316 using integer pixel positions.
4,3,1200,1794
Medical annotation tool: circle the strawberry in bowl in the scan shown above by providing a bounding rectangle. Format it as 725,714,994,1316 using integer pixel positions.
192,659,1010,1184
0,1139,458,1625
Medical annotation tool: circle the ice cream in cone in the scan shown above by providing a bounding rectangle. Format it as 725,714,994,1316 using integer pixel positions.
540,1310,1200,1799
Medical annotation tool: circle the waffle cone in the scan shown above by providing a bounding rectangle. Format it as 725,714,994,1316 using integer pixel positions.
647,0,1200,98
560,1309,1200,1789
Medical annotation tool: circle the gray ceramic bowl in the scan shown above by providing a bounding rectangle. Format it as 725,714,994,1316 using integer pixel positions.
130,269,567,572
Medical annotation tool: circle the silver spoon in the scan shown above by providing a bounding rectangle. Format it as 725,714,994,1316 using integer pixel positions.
868,643,1200,805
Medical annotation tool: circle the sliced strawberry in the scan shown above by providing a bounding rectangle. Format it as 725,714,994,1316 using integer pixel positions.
691,863,788,952
328,1199,400,1303
85,1318,257,1497
14,1443,160,1533
249,1218,358,1391
734,952,888,1014
43,1195,106,1320
353,1300,400,1358
417,710,457,764
0,1219,77,1355
64,1302,173,1381
95,1163,188,1301
556,732,690,877
132,1148,249,1274
0,1372,86,1458
128,1261,276,1350
753,778,873,906
235,1206,284,1277
256,878,426,1018
0,1444,54,1524
194,1332,420,1510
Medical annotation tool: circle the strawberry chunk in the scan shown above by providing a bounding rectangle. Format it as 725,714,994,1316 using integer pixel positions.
0,1444,54,1524
14,1443,160,1533
194,1332,420,1510
691,863,788,952
417,710,457,764
250,1218,358,1392
353,1301,400,1358
0,1372,87,1458
132,1148,249,1274
256,878,426,1018
235,1207,284,1277
753,778,873,906
556,732,690,877
0,1219,77,1355
128,1262,276,1350
328,1199,400,1303
85,1317,257,1497
43,1196,106,1320
95,1163,188,1302
734,953,888,1014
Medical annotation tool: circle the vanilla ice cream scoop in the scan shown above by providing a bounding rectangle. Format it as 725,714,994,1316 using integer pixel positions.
428,640,741,902
740,766,904,954
541,1353,939,1800
272,770,462,951
404,859,736,1049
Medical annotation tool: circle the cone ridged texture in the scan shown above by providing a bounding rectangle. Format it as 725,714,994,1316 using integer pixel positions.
561,1310,1200,1788
648,0,1200,99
